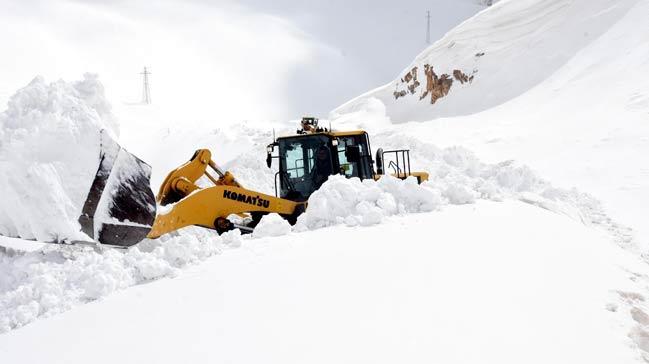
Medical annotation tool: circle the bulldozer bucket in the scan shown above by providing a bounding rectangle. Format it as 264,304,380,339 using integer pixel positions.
78,130,156,247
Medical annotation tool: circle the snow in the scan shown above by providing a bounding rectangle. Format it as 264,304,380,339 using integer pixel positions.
1,0,649,362
0,227,246,332
333,0,649,246
0,135,630,334
296,175,440,229
1,201,649,364
335,0,641,122
252,213,291,238
0,75,117,242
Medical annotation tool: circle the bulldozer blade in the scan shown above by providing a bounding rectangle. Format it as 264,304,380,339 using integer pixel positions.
78,130,156,247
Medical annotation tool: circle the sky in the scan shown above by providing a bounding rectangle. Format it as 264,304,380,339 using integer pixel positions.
233,0,484,116
0,0,484,123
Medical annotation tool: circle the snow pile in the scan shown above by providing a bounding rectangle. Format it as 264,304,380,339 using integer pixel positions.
380,134,578,209
294,132,634,253
0,75,116,242
252,213,291,238
296,175,441,230
0,228,242,333
377,132,638,249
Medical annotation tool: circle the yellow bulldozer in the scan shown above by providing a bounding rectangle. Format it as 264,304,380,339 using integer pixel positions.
77,117,428,247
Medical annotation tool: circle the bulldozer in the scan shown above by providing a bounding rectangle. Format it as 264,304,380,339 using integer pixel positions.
76,117,429,247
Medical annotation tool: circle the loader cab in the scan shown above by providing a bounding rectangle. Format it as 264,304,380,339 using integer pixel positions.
267,128,374,202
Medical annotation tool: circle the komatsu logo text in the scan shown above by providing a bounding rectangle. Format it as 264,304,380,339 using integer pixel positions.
223,190,270,208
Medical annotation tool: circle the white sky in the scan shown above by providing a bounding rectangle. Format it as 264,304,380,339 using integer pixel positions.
0,0,483,123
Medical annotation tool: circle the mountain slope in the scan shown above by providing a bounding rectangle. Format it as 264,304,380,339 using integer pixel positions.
334,0,643,121
332,0,649,246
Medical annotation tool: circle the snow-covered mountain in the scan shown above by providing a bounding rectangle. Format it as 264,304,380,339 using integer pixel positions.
333,0,649,246
1,0,649,363
336,0,645,122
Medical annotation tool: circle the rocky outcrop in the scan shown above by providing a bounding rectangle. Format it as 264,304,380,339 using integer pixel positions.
393,62,476,105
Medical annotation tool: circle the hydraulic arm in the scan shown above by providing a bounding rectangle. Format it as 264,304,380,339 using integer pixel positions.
147,149,304,239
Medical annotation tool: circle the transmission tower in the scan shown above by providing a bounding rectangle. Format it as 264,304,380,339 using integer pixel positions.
141,67,151,104
426,11,431,44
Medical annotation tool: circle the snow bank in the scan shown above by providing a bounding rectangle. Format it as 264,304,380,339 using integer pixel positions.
296,175,441,230
295,132,632,253
373,132,635,248
0,228,242,333
0,75,117,242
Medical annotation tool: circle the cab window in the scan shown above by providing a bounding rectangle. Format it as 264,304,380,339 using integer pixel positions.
336,134,372,179
337,137,358,178
278,135,332,200
284,145,305,178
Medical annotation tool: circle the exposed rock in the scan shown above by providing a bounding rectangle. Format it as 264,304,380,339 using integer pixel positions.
453,69,470,84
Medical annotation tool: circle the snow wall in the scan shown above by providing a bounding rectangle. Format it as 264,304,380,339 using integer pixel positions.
0,75,118,242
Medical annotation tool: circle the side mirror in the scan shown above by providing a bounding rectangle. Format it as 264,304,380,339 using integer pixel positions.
375,148,384,174
345,145,361,163
266,144,274,168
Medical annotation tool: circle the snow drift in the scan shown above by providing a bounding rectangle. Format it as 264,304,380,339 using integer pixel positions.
296,175,441,230
0,227,243,333
0,75,118,242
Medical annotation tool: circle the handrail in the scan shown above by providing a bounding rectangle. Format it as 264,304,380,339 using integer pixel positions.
380,149,411,178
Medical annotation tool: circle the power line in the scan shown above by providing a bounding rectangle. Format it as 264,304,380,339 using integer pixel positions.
140,66,151,104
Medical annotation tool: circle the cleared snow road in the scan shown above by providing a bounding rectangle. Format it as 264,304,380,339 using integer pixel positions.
1,201,647,364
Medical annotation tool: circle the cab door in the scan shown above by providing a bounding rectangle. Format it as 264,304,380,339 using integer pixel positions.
335,134,373,180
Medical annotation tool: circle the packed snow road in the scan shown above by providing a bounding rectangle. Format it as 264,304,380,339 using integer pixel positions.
1,201,647,364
